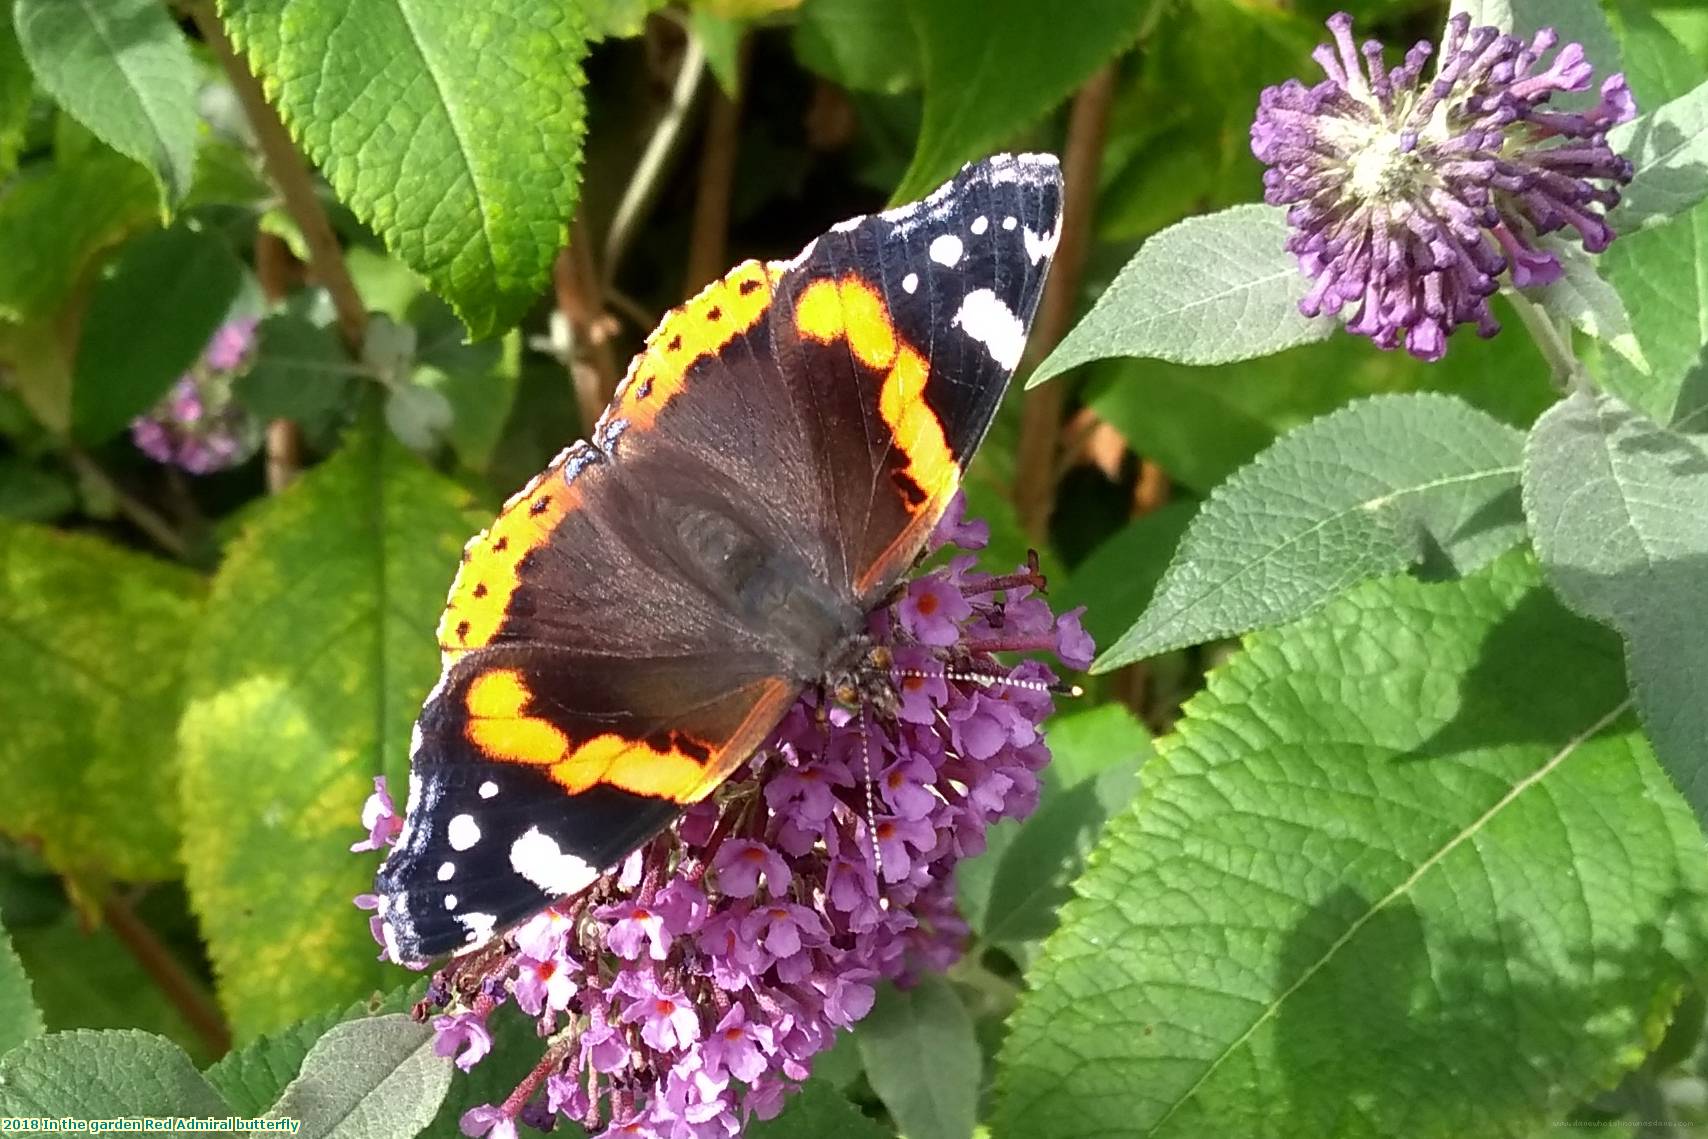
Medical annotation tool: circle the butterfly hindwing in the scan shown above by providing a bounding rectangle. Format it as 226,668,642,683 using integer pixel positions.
377,641,794,961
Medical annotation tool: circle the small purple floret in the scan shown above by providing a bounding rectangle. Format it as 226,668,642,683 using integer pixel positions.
1251,12,1636,359
353,494,1088,1138
131,316,260,473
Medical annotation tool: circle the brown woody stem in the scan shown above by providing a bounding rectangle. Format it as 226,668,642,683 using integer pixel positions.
102,892,231,1056
195,7,367,355
684,35,746,294
1012,62,1120,541
554,215,624,432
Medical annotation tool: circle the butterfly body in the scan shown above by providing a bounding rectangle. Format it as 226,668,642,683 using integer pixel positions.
376,153,1064,964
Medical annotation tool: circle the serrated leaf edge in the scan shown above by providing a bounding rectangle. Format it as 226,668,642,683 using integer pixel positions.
1094,391,1523,670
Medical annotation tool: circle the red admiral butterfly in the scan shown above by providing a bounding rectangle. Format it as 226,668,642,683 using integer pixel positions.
376,153,1064,963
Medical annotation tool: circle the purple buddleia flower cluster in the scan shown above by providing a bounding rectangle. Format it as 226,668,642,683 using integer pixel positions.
354,496,1093,1139
131,317,261,473
1251,12,1636,360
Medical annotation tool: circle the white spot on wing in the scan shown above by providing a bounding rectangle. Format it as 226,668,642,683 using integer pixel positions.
444,894,458,910
902,272,919,294
511,827,602,896
448,813,481,851
1024,225,1060,265
951,289,1027,369
456,911,497,948
437,861,456,881
381,920,405,963
1003,216,1017,231
395,769,429,850
970,215,989,235
479,780,499,799
929,234,964,267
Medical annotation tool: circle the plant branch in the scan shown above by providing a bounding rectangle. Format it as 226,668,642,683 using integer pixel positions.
64,448,190,560
1013,63,1120,542
602,26,708,286
254,231,306,491
554,216,624,431
195,6,367,356
102,892,231,1057
684,33,746,294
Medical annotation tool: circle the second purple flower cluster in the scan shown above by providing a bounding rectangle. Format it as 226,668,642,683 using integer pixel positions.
1252,12,1636,359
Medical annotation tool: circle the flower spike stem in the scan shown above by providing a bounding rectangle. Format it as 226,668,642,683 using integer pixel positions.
1506,288,1592,394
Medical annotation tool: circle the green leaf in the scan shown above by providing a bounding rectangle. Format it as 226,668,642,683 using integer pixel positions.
581,0,666,41
1523,391,1708,824
1448,0,1513,32
205,986,419,1117
892,0,1161,202
1609,77,1708,229
0,520,201,882
0,1030,232,1119
1523,1,1622,111
0,912,42,1056
1098,394,1525,670
980,705,1150,948
0,456,77,523
1530,245,1649,372
856,977,980,1139
1097,1,1318,247
260,1015,452,1139
692,9,744,99
12,0,198,209
961,704,1151,945
0,15,30,180
385,383,454,453
1451,1,1622,111
748,1079,888,1139
1594,14,1707,421
995,555,1708,1139
234,299,354,428
1082,299,1540,498
11,911,214,1066
179,423,477,1037
0,146,156,328
1614,2,1704,112
72,223,246,444
406,293,518,471
1031,206,1332,385
793,0,918,94
1056,501,1195,652
1673,349,1708,430
219,1,589,337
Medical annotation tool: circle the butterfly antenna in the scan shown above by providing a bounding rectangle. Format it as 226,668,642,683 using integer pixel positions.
857,701,885,891
892,667,1083,698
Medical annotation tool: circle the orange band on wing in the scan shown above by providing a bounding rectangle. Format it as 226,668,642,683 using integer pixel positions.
609,260,779,430
794,276,961,574
463,669,795,804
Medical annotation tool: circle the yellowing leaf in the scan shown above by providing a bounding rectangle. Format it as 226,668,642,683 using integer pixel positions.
180,424,477,1037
